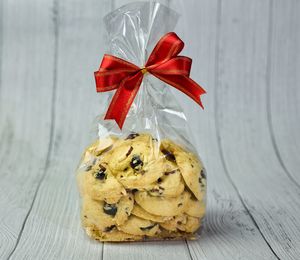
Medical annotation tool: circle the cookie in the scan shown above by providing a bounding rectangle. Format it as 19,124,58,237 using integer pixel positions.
160,214,200,233
160,215,187,231
99,134,166,189
177,216,201,233
160,140,204,201
185,197,206,218
78,132,206,242
78,136,118,171
86,136,118,156
114,193,134,225
146,167,185,198
77,163,126,204
81,194,133,231
103,134,157,172
131,204,172,223
117,215,160,237
81,197,115,232
134,190,190,216
115,159,165,189
85,226,143,242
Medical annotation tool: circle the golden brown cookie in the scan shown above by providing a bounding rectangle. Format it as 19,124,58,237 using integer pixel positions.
160,215,187,231
134,190,190,216
81,197,115,232
78,136,118,171
160,140,204,201
85,226,143,242
103,134,157,172
81,194,133,231
185,197,206,218
114,193,134,226
177,216,201,233
131,204,172,223
117,215,160,237
77,163,126,204
146,168,185,198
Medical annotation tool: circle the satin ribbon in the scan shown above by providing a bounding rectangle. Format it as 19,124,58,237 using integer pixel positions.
94,32,206,129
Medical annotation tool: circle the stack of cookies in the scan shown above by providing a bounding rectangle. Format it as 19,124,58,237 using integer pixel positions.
77,133,206,242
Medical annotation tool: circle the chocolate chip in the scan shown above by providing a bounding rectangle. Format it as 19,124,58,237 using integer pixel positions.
126,132,139,140
103,203,118,216
191,164,194,168
94,170,106,180
150,188,160,193
85,165,92,171
164,170,177,175
140,224,157,231
132,189,138,194
130,155,143,170
161,149,176,162
201,169,206,179
84,215,87,218
157,178,162,183
94,165,107,180
177,221,182,225
104,225,116,232
126,146,133,157
177,203,183,207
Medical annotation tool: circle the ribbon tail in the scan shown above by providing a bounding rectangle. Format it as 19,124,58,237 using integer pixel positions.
104,72,144,129
153,73,206,108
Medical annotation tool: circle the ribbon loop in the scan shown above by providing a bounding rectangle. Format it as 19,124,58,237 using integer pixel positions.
94,32,206,129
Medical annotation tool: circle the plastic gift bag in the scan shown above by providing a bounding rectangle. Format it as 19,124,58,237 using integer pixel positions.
76,2,206,242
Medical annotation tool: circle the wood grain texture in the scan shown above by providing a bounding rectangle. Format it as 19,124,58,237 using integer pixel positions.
0,0,299,259
267,0,300,186
7,0,110,259
169,0,278,259
215,0,300,259
0,0,55,258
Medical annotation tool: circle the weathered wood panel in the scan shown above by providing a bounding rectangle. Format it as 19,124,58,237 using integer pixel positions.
268,0,300,186
8,0,110,259
0,0,55,258
215,0,300,259
0,0,299,259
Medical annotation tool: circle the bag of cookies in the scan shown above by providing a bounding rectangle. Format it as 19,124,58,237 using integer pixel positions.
76,2,207,242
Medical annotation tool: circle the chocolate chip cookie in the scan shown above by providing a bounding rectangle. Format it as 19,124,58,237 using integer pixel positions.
77,133,206,242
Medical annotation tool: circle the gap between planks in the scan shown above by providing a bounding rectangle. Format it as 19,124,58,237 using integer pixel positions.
213,0,280,259
6,0,60,258
265,0,300,190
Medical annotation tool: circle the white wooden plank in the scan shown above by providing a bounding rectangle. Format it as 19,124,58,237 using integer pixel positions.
0,0,55,258
267,0,300,186
0,0,299,259
168,0,279,259
214,0,300,259
8,0,111,259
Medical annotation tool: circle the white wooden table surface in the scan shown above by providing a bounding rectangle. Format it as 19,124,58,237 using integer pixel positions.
0,0,299,259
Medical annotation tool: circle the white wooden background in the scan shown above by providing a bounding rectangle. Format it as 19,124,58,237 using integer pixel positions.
0,0,299,259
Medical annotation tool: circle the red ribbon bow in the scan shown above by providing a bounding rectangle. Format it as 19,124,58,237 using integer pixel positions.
94,32,206,129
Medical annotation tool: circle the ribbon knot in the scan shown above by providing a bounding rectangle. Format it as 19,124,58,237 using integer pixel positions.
94,32,206,129
141,67,148,75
